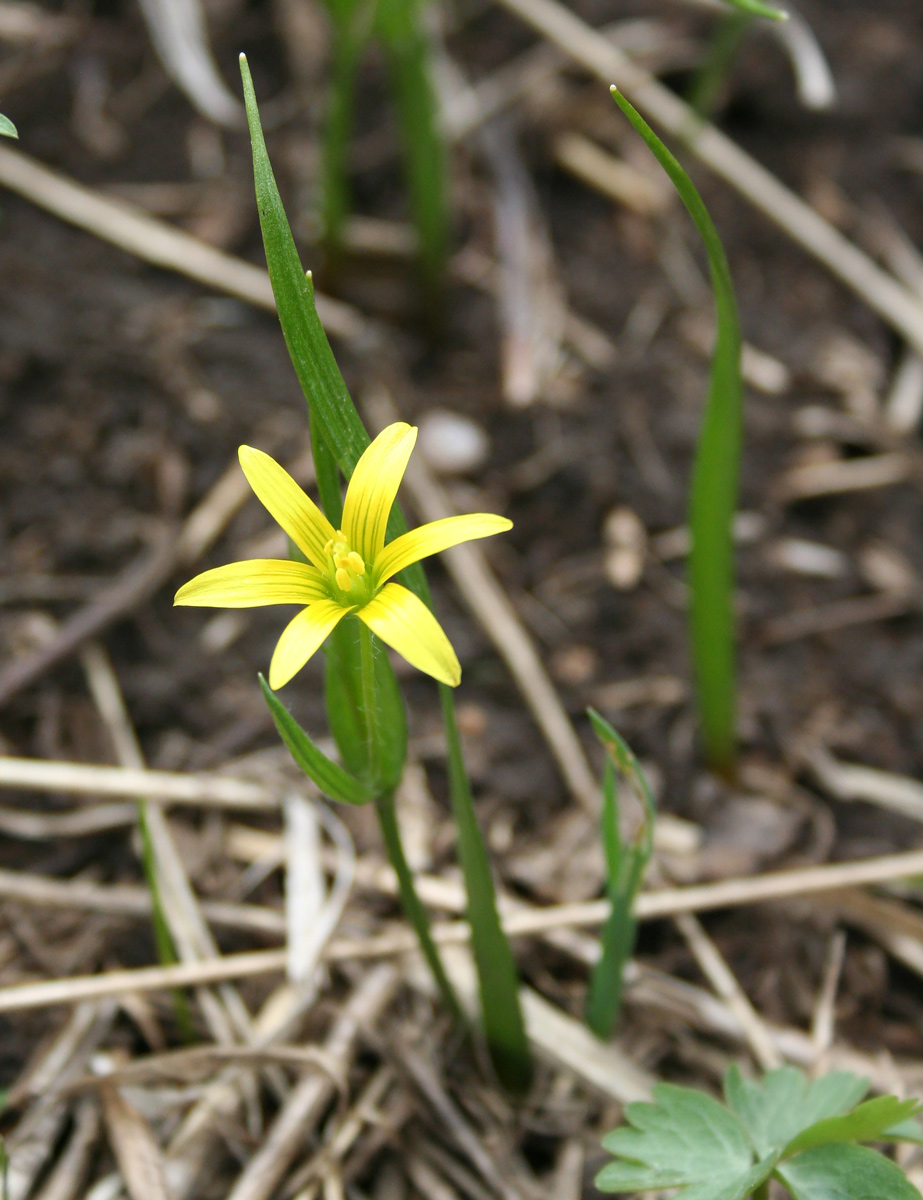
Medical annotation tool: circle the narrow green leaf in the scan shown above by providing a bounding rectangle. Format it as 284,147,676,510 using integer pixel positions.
375,0,449,306
782,1096,923,1159
721,0,787,18
260,674,375,805
611,87,743,773
584,711,655,1039
0,114,17,139
777,1143,922,1200
320,4,372,272
725,1064,869,1159
439,686,532,1094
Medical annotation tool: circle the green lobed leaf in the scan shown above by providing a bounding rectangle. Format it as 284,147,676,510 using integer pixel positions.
782,1096,923,1159
610,87,743,773
777,1143,922,1200
260,674,375,805
597,1083,773,1199
725,1064,869,1159
0,114,17,139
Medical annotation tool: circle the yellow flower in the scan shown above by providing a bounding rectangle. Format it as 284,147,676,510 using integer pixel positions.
175,422,511,690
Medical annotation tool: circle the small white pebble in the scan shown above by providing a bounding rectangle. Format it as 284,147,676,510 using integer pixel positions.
417,409,490,475
764,537,849,579
602,506,647,590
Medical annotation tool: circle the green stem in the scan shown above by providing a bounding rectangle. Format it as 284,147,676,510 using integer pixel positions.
375,789,461,1018
752,1181,770,1200
439,685,532,1094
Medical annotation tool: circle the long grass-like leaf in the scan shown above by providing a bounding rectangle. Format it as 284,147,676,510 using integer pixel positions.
611,87,743,773
721,0,787,18
0,115,17,139
375,0,449,308
585,710,655,1039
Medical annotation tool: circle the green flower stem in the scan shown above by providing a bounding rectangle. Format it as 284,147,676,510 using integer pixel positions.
439,684,533,1094
375,789,461,1019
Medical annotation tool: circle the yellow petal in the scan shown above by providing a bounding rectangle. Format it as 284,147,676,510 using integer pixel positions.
269,600,349,689
174,560,329,607
358,583,460,687
373,514,513,586
341,423,416,564
239,446,336,570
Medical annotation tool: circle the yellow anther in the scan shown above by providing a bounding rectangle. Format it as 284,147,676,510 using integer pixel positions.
347,551,365,575
323,538,334,555
335,554,350,571
335,567,351,591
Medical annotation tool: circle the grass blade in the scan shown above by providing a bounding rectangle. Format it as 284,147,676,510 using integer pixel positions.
0,115,17,139
611,87,743,774
585,710,655,1039
440,686,533,1094
721,0,787,18
376,0,449,309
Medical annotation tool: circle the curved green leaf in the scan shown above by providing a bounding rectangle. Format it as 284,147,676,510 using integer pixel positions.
260,674,374,805
611,86,742,772
0,114,17,139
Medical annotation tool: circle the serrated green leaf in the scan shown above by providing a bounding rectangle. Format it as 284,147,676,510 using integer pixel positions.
777,1143,922,1200
259,674,375,805
782,1096,922,1159
597,1083,770,1199
725,1064,869,1158
883,1116,923,1144
0,114,17,139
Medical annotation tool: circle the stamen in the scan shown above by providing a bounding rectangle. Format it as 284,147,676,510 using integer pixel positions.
335,554,350,571
323,538,334,555
335,567,351,591
347,551,365,575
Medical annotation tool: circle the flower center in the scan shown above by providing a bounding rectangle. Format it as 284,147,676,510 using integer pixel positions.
324,531,370,603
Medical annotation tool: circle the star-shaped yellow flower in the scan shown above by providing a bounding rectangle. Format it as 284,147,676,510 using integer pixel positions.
175,422,511,690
